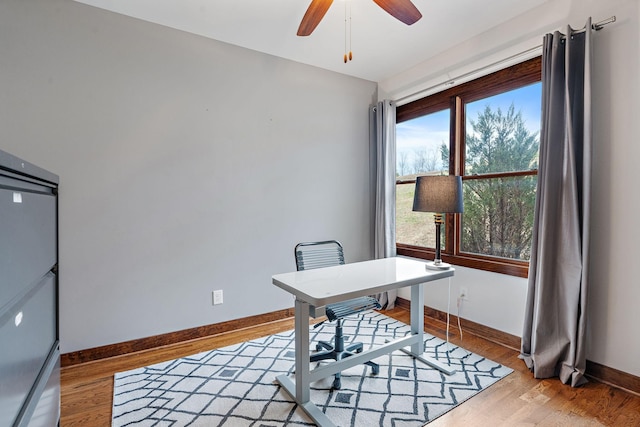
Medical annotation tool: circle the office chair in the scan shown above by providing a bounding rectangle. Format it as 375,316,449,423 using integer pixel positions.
294,240,381,389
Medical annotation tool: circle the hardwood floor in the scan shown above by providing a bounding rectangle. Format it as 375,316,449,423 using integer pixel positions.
60,308,640,426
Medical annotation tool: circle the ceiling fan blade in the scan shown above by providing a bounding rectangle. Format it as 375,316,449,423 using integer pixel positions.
297,0,334,36
372,0,422,25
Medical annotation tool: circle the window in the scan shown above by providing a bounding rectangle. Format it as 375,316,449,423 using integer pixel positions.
396,109,450,249
396,57,541,277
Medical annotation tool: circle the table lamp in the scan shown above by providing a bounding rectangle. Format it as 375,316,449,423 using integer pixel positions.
412,175,464,270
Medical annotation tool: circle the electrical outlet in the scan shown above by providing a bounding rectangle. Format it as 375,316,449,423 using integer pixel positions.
459,286,468,300
212,290,224,305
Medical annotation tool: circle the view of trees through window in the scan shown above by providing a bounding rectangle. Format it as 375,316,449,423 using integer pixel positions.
395,58,542,276
461,99,540,260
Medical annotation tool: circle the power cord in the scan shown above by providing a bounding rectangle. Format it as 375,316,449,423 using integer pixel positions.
456,290,473,360
446,279,451,346
445,280,472,360
456,294,464,341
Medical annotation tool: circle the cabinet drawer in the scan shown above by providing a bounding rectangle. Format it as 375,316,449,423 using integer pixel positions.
0,183,57,306
25,351,60,427
0,273,56,427
14,345,60,427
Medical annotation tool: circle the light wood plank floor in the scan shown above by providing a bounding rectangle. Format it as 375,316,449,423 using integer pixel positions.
60,307,640,426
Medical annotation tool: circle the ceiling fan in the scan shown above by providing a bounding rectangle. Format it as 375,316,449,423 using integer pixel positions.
297,0,423,36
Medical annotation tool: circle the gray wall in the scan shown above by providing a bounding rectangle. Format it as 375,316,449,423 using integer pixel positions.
0,0,377,353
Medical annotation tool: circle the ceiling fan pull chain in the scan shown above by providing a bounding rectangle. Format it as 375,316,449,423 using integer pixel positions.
344,0,348,63
343,0,353,63
349,0,353,61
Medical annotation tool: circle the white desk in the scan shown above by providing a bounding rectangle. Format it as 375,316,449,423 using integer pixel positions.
272,256,454,427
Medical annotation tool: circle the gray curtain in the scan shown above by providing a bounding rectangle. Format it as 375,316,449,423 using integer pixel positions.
370,100,397,309
520,18,592,387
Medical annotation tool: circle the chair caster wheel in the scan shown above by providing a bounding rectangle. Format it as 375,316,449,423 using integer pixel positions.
372,365,380,375
333,378,341,390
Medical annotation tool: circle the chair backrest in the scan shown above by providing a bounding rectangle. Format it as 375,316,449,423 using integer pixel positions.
295,240,345,271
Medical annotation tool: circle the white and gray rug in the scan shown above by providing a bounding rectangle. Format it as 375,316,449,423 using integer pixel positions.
112,311,512,426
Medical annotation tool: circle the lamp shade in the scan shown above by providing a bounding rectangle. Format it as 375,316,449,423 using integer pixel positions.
412,175,464,213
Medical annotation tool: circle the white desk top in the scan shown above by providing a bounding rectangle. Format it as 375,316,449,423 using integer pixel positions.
272,257,454,307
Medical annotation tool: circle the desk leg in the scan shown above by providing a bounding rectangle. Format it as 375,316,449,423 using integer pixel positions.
410,283,424,356
294,298,310,403
402,282,456,375
275,299,336,426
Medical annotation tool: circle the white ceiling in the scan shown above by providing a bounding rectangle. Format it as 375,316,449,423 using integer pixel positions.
74,0,549,82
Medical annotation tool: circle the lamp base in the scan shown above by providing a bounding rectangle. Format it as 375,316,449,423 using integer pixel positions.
425,261,452,271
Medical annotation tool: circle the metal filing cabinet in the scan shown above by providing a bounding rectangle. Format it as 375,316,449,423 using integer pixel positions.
0,149,59,427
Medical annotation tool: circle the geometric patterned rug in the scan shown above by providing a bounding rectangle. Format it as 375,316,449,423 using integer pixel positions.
112,311,512,426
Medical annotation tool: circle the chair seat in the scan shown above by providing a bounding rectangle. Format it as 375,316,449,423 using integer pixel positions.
325,296,381,322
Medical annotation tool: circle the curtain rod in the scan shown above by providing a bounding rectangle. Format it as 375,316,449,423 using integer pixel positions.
395,16,616,106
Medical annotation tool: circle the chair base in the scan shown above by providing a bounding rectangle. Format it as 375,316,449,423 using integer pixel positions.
311,339,380,390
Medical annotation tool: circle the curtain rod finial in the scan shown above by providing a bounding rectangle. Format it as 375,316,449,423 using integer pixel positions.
593,16,616,31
